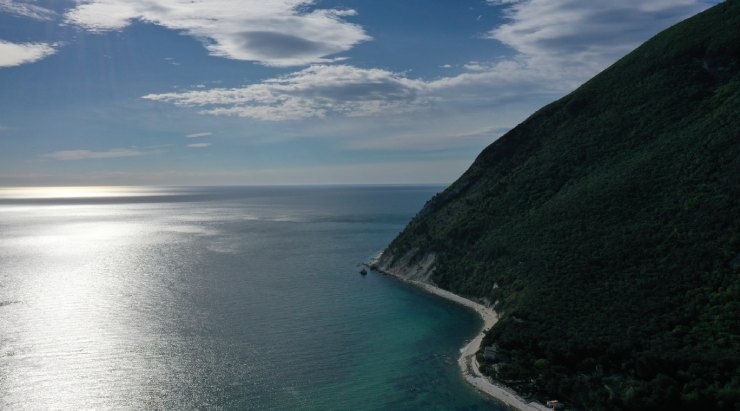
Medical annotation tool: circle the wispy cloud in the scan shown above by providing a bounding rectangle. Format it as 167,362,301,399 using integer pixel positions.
42,148,143,161
143,65,428,121
486,0,520,5
140,1,711,123
64,0,370,67
462,61,489,71
0,0,56,20
487,0,711,80
187,143,211,148
185,132,212,138
346,126,512,151
141,60,571,121
0,40,56,68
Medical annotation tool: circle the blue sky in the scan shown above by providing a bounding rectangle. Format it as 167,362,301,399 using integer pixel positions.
0,0,719,185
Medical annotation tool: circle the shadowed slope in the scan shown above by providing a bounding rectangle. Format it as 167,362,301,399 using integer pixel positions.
379,2,740,409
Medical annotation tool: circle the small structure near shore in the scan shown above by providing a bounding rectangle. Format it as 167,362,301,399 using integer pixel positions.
546,399,564,410
483,345,499,362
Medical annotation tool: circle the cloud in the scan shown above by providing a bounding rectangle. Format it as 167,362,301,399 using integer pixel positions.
0,40,56,68
488,0,711,77
462,61,490,71
185,132,212,138
140,1,714,123
65,0,370,67
187,143,210,148
142,61,572,121
143,64,428,121
346,125,512,151
0,0,56,20
423,0,716,107
42,148,143,161
487,0,521,5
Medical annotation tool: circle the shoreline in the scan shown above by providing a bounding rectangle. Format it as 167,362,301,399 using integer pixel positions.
367,263,548,411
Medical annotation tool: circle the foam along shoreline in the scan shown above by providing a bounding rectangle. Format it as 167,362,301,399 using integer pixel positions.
367,265,549,411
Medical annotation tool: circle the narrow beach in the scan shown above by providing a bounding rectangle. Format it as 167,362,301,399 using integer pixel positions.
368,261,548,411
408,280,549,411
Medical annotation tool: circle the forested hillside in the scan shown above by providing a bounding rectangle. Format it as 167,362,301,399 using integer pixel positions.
377,2,740,409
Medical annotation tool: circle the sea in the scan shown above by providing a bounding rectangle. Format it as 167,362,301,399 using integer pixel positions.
0,185,502,410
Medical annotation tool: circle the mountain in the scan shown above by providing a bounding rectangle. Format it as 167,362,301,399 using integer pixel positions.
373,2,740,410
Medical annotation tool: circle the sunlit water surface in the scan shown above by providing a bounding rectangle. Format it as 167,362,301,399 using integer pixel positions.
0,186,500,410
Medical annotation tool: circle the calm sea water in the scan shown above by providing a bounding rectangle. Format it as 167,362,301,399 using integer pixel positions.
0,186,501,410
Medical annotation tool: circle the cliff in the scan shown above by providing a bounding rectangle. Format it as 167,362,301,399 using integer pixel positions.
377,2,740,410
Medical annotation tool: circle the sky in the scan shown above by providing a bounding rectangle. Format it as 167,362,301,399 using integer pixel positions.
0,0,720,186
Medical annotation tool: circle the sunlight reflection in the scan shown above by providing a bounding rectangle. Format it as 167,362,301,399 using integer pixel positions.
0,186,164,199
0,203,169,409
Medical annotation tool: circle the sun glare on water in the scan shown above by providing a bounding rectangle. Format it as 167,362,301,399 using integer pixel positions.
0,186,160,199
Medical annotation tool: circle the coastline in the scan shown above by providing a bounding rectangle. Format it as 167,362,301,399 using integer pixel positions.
367,263,548,411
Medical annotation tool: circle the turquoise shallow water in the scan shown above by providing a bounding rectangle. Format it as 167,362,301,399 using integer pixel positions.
0,186,502,410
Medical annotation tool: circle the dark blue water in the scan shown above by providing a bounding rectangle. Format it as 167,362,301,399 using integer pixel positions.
0,186,501,410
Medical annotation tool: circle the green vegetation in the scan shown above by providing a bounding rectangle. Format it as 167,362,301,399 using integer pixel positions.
384,2,740,410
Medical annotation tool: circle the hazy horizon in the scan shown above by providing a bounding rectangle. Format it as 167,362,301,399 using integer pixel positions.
0,0,719,186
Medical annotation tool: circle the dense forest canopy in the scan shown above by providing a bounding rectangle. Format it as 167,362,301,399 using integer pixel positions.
382,2,740,409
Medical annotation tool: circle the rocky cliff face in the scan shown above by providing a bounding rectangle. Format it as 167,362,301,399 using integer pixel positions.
370,249,437,283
